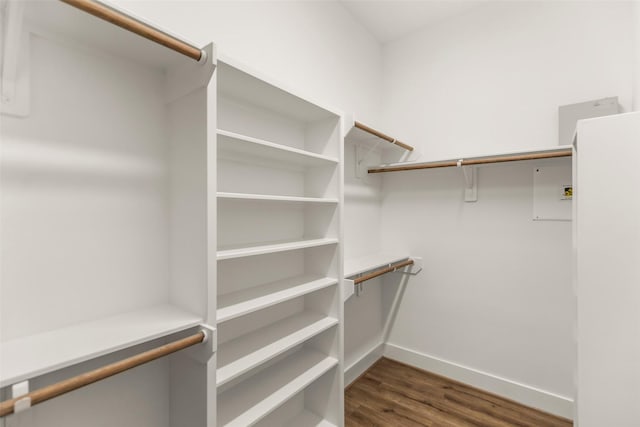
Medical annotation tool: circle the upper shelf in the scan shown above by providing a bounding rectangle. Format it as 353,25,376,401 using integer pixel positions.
368,145,573,174
217,57,341,123
0,304,202,387
217,130,339,167
346,121,414,152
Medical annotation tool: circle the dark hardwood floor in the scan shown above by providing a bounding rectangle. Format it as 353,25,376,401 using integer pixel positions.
345,358,572,427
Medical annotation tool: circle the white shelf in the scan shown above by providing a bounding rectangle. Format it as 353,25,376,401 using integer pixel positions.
217,312,338,387
369,145,574,172
218,58,340,123
217,275,337,323
217,130,339,167
0,305,202,387
217,238,338,261
286,410,337,427
345,121,412,152
344,252,411,278
217,192,338,205
217,348,338,427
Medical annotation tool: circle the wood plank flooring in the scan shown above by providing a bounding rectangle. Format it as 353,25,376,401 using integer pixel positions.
345,358,572,427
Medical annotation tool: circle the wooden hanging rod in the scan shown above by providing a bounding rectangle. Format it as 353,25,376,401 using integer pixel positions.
0,331,206,417
60,0,205,62
354,121,415,152
368,148,573,174
353,259,414,285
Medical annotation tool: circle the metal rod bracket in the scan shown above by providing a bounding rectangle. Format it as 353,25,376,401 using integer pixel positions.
392,256,423,276
457,162,478,202
181,324,216,364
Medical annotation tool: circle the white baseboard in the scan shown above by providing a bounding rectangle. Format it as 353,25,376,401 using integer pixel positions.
384,343,574,420
344,342,384,387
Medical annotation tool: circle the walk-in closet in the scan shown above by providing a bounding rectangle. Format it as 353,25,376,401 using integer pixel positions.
1,0,639,426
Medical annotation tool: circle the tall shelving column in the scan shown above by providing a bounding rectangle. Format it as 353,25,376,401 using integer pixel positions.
215,58,344,426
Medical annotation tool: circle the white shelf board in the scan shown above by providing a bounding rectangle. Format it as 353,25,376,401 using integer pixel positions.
217,58,341,123
286,410,337,427
217,238,338,261
217,192,338,205
0,304,202,387
217,275,338,324
370,145,574,171
345,123,405,152
217,348,338,427
344,253,411,279
217,312,338,387
217,130,339,167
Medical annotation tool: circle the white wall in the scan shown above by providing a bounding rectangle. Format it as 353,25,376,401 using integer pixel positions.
343,143,385,383
383,1,634,158
378,1,635,418
634,1,640,111
113,0,383,125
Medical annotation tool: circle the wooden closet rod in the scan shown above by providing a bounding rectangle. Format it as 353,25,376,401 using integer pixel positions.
354,121,415,152
354,259,414,285
0,331,206,417
60,0,205,62
368,148,573,174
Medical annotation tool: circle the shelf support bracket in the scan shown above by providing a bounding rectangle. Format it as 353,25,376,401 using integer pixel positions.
355,141,383,179
1,0,29,117
457,160,477,202
343,278,355,301
2,380,33,427
11,382,30,414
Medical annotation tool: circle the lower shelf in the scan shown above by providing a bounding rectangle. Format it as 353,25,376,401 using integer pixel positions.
0,304,202,388
217,348,338,427
286,410,337,427
217,275,337,323
217,312,338,387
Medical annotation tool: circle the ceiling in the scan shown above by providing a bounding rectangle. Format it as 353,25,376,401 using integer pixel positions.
340,1,484,43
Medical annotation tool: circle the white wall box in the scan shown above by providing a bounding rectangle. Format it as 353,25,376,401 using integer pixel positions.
216,57,344,426
575,112,640,426
0,1,216,425
533,165,573,221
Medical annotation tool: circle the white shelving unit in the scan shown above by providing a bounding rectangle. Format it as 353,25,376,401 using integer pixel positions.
575,112,640,425
0,2,216,426
216,57,344,426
